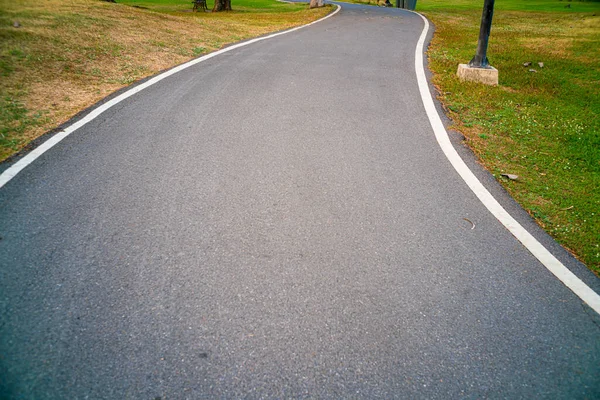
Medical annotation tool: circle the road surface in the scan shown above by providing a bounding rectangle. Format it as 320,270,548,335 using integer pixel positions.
1,3,599,398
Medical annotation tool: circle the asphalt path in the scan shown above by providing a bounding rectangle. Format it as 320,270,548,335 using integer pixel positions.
1,3,599,399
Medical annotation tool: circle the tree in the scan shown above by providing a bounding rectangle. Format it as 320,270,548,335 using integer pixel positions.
309,0,324,8
213,0,232,11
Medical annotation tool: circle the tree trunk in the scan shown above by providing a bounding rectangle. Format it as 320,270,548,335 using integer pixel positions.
213,0,232,11
309,0,324,8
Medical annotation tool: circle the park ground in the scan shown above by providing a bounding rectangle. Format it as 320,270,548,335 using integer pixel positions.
420,0,600,274
1,0,599,272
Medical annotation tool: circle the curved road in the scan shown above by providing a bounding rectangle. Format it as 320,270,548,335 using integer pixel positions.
1,3,599,398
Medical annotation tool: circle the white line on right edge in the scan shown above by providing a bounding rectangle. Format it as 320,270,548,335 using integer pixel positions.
413,14,600,314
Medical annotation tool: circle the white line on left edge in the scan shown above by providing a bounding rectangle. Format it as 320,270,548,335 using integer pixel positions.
412,13,600,314
0,4,342,189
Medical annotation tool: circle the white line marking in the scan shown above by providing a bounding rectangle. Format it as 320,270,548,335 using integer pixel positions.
5,3,597,315
0,4,341,189
413,13,600,314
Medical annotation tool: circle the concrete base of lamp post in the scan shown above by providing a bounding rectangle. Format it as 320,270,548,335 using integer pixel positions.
457,63,498,86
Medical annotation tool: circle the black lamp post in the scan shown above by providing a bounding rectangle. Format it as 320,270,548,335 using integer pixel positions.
469,0,496,68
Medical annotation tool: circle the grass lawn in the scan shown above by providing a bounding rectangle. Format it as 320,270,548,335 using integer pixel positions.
0,0,331,161
417,0,600,273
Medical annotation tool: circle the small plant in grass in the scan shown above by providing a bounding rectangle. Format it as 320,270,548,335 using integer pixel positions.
0,97,46,160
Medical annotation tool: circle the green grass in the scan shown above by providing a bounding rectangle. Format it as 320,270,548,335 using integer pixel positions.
419,0,600,12
346,0,600,11
0,96,46,153
417,0,600,273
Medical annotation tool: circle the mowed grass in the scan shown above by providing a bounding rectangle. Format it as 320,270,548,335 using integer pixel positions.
0,0,331,161
416,0,600,273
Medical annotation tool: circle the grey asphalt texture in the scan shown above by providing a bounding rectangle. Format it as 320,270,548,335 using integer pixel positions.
1,3,599,399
